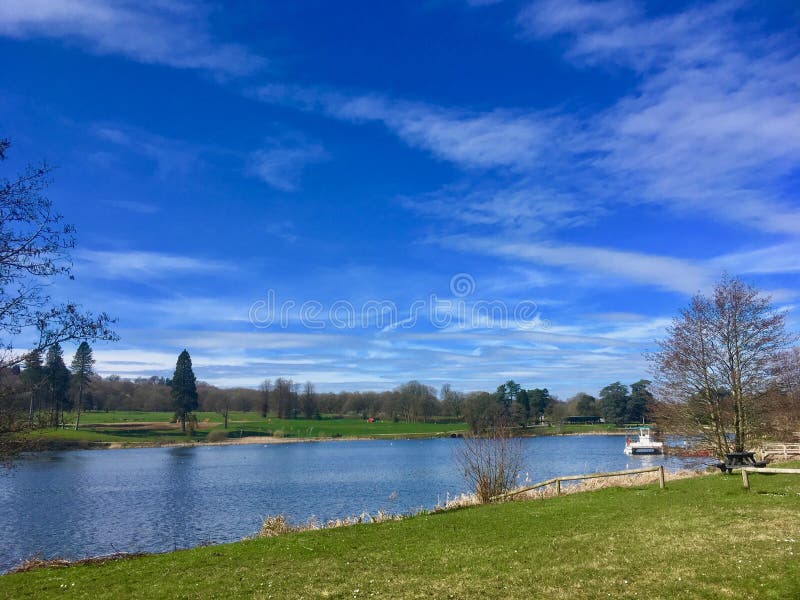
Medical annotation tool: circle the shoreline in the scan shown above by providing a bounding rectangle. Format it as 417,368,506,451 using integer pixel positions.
22,428,633,453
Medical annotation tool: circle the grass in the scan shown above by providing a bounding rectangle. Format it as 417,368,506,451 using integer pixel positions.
23,412,470,447
2,466,798,599
21,412,645,448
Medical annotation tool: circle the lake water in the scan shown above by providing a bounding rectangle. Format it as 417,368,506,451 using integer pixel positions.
0,436,705,572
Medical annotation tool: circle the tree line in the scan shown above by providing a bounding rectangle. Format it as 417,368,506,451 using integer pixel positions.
3,344,662,435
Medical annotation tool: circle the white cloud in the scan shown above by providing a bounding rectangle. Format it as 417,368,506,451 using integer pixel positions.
75,249,231,280
258,85,559,172
517,0,800,235
247,142,327,191
258,3,800,238
107,200,160,214
93,125,206,177
445,236,712,294
518,0,636,40
0,0,265,77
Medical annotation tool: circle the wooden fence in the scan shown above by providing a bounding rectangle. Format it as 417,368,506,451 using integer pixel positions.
741,467,800,490
492,465,665,502
759,443,800,461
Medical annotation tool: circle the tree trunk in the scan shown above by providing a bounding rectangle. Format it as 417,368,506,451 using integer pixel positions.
74,382,83,431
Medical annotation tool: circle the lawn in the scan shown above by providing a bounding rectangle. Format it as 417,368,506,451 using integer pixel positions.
26,412,469,446
2,467,798,599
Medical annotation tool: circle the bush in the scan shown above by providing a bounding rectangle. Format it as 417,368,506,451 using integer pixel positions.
456,424,523,503
253,515,296,538
206,429,228,443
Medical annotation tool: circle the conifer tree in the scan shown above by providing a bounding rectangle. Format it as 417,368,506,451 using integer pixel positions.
21,350,44,423
71,342,95,430
171,349,198,433
44,343,70,427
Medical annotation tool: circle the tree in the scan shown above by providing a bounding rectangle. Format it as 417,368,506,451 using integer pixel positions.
456,422,523,503
44,343,70,427
273,378,298,419
0,139,117,369
652,275,791,456
462,391,509,434
440,384,464,419
259,379,271,417
528,388,551,422
599,382,629,426
0,139,116,457
628,380,653,424
301,382,316,419
516,389,531,421
171,350,198,433
712,276,790,452
573,392,597,416
20,350,45,423
394,381,438,423
70,342,94,430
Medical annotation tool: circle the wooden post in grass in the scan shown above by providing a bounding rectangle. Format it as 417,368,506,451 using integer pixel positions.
658,466,665,489
556,479,561,495
740,467,800,490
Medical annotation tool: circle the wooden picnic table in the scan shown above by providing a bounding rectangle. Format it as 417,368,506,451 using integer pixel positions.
714,452,767,473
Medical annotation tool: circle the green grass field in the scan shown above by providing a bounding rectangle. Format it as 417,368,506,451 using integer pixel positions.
2,465,798,599
26,411,470,446
24,412,633,448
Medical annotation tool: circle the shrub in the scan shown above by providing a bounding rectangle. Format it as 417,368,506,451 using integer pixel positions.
254,515,296,538
206,430,228,443
456,423,523,503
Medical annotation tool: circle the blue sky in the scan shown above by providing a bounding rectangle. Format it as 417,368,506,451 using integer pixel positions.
1,0,799,398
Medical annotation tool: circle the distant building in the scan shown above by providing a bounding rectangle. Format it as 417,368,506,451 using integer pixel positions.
565,415,603,425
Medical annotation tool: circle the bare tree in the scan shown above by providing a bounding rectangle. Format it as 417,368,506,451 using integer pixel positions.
301,381,316,419
456,422,523,503
0,139,117,370
651,275,792,456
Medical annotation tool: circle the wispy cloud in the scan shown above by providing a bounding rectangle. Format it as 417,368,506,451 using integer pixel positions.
445,236,712,294
401,179,602,233
93,125,205,177
517,0,800,235
246,139,327,191
258,2,800,238
0,0,265,77
107,200,160,214
257,85,561,172
75,249,231,280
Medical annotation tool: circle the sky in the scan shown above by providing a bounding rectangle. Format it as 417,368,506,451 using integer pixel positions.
1,0,799,398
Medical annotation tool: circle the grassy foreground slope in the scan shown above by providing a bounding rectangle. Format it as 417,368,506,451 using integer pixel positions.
2,470,799,599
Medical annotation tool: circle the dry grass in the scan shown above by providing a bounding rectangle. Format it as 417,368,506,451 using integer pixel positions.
250,509,408,540
8,552,146,574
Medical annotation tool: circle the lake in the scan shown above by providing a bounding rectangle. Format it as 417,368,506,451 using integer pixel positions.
0,436,705,572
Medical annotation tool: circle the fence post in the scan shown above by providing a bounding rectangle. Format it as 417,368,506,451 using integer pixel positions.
742,469,750,491
556,479,561,495
658,466,665,490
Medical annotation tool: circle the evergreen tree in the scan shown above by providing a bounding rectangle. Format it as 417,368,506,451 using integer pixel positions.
528,388,551,421
574,392,598,416
21,350,44,423
44,343,70,427
171,349,198,433
599,382,630,426
70,342,95,430
628,380,653,424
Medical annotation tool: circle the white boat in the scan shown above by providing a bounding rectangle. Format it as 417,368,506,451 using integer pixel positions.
624,427,664,455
